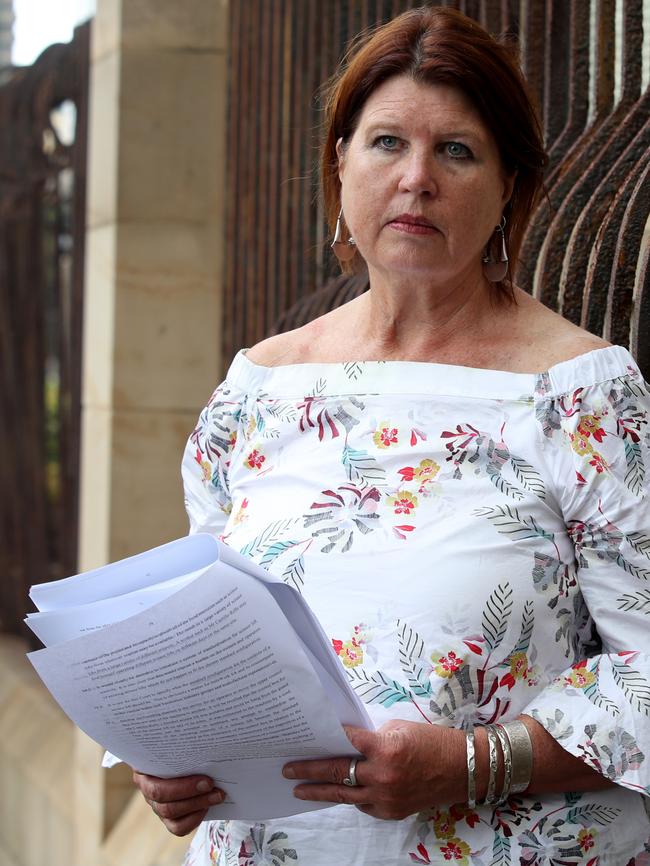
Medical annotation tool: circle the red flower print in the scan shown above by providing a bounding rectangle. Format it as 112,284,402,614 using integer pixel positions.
331,639,343,655
245,449,265,470
577,828,597,852
433,651,464,678
439,838,471,861
565,659,596,689
409,843,431,864
589,452,608,473
374,424,399,448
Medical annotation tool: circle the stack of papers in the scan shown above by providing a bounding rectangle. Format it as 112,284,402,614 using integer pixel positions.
26,534,372,819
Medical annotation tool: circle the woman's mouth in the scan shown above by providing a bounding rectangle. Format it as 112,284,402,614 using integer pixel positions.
388,214,439,235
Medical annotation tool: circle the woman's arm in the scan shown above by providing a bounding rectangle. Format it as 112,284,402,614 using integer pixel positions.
473,715,615,801
282,714,616,820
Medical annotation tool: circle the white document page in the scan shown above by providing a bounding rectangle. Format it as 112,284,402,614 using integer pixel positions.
28,563,368,820
25,566,211,647
29,534,220,611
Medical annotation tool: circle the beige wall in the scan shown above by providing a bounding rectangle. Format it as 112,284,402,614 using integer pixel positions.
0,2,229,865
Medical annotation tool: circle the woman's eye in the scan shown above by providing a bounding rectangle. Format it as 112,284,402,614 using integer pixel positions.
445,141,472,159
374,135,399,151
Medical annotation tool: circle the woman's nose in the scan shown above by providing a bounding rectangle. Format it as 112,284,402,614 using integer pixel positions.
397,152,438,196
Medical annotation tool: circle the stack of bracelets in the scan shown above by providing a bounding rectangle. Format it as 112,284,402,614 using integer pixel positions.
465,719,533,807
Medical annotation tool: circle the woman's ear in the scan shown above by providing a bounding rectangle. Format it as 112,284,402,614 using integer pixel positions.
502,168,517,206
336,137,345,182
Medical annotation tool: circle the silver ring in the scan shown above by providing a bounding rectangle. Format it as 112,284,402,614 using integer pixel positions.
342,756,360,787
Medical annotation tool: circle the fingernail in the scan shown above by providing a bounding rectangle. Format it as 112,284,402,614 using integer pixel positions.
196,780,212,793
283,766,295,779
294,787,306,799
208,791,223,805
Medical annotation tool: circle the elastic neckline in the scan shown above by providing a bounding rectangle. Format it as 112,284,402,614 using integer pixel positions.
225,345,638,400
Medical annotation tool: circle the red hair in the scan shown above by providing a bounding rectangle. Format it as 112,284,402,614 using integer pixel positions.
321,6,547,295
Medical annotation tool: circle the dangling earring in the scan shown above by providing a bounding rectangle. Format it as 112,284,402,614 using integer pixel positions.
331,207,357,262
482,216,509,282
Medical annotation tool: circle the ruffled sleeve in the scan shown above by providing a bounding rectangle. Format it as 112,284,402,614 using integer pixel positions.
181,376,246,536
523,352,650,797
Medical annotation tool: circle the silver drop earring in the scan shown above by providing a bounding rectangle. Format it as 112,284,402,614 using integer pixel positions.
331,207,357,262
482,215,509,282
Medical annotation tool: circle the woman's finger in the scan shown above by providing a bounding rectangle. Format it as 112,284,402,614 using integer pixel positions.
158,808,210,837
283,756,368,786
148,789,225,821
292,782,371,806
133,771,218,803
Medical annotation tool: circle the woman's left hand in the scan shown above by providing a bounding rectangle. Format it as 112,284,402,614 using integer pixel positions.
282,719,467,820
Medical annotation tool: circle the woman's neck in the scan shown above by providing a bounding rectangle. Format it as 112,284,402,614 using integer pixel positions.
351,268,508,362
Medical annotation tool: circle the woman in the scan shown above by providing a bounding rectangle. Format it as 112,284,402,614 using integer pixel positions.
135,7,650,864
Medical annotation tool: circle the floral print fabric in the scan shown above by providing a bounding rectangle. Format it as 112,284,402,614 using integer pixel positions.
181,346,650,865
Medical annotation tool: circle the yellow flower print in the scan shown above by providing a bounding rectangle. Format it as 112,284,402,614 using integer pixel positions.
417,458,440,482
373,423,399,449
229,430,238,449
570,434,594,456
244,448,266,470
387,490,419,515
432,650,464,678
577,828,597,852
509,651,529,680
339,640,364,668
246,414,257,438
432,810,457,840
564,660,596,689
200,459,212,482
439,837,471,863
332,625,369,669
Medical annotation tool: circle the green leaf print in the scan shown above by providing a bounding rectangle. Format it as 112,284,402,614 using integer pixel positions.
482,583,513,653
626,531,650,560
239,519,296,559
601,550,650,582
611,659,650,714
473,505,555,543
260,540,301,569
501,600,535,664
343,361,363,381
489,830,511,866
282,555,305,592
486,463,525,501
509,455,546,500
397,620,433,698
347,668,412,707
582,663,621,717
617,589,650,613
565,804,620,827
342,444,387,488
624,440,645,496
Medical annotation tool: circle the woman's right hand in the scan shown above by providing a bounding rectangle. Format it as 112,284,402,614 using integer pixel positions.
132,770,226,836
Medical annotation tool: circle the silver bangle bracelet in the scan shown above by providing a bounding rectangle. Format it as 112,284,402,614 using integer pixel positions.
484,725,500,806
493,723,512,804
500,719,533,794
465,727,477,808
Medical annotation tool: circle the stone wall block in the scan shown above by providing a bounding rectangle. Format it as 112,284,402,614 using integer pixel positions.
91,0,122,63
113,221,221,412
109,409,200,557
122,0,229,53
85,52,120,228
82,225,117,410
118,50,225,224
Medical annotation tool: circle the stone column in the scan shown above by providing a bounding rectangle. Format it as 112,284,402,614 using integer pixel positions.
75,2,228,863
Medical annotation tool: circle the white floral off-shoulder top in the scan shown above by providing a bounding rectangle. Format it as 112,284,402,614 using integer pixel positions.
181,345,650,866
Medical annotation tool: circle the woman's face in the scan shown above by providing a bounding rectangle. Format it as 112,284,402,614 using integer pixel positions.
337,75,515,286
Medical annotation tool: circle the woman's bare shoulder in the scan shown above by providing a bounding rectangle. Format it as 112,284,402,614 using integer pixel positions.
512,289,611,370
244,302,356,367
244,329,307,368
